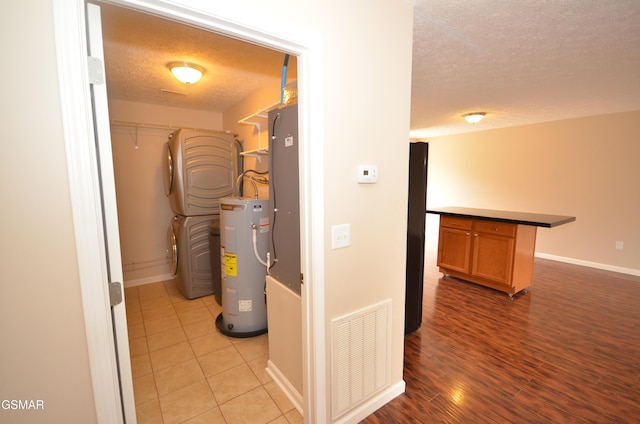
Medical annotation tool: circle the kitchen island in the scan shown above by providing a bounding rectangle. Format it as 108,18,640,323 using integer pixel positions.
427,207,575,298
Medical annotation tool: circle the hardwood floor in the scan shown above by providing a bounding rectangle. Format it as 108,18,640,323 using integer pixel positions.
362,256,640,423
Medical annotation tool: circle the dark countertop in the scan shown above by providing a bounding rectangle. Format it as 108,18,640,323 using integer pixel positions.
426,206,576,228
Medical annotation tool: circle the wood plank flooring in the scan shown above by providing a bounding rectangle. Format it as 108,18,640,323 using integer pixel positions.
361,257,640,423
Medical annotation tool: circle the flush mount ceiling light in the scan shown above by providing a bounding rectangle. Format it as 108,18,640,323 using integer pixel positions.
167,61,205,84
463,112,486,124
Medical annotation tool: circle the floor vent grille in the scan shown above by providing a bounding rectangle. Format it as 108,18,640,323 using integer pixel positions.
331,299,391,419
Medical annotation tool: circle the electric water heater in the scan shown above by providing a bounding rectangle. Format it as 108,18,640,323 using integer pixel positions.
216,197,269,337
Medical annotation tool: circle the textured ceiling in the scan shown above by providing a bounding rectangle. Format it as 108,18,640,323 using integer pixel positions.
100,4,296,113
100,2,640,137
411,0,640,137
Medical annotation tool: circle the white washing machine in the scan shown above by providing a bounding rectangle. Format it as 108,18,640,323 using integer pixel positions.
163,129,238,216
168,214,220,299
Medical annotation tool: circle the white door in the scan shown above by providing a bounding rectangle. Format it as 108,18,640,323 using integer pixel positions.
86,3,136,423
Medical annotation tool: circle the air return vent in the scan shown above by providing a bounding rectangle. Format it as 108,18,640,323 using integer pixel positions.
331,299,391,419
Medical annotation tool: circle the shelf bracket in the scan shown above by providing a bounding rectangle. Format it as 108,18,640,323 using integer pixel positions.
238,103,278,150
239,148,269,162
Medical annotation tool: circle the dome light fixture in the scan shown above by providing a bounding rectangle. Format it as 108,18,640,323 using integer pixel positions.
167,61,205,84
463,112,486,124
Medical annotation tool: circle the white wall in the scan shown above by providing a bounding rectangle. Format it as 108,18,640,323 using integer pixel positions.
6,0,413,422
0,1,97,423
108,99,226,285
178,0,415,421
224,79,286,199
424,111,640,274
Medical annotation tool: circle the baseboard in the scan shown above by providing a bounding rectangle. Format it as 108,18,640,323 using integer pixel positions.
333,380,406,424
535,252,640,277
266,359,304,415
123,273,174,288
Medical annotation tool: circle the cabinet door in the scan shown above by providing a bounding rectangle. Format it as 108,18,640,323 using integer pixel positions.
437,227,472,274
471,233,514,285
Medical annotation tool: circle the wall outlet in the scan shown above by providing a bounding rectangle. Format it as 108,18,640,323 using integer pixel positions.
615,241,624,250
331,224,351,249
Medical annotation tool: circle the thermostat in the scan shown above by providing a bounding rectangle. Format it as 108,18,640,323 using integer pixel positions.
357,165,378,183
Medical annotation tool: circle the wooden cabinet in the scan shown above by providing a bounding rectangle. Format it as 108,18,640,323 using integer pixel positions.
437,217,472,274
436,216,537,296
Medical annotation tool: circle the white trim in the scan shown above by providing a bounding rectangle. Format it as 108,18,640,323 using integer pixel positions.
124,273,174,288
86,4,137,422
294,25,327,424
332,381,406,424
266,360,304,414
52,0,124,422
535,252,640,277
57,0,326,422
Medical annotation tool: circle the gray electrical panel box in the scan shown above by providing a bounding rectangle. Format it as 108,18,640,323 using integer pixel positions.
268,104,301,295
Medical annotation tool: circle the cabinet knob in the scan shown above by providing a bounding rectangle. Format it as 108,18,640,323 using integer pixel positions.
473,233,478,237
466,232,470,236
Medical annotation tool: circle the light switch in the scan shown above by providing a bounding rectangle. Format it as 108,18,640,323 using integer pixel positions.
331,224,351,249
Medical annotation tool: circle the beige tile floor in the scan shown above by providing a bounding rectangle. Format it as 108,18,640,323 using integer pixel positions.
125,280,303,424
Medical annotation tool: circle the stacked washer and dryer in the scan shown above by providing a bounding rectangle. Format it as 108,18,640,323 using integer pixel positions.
164,127,273,338
163,129,238,300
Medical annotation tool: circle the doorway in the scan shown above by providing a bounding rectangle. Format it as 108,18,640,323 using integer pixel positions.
98,3,297,290
54,0,326,422
99,2,305,421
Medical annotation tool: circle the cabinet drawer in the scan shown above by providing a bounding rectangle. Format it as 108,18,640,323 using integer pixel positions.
473,220,516,237
440,216,472,230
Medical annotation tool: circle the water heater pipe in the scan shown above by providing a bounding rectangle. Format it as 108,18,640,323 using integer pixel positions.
251,224,269,271
280,54,290,105
235,169,269,198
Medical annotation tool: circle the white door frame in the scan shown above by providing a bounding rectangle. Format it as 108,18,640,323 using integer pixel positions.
52,0,326,422
86,3,137,422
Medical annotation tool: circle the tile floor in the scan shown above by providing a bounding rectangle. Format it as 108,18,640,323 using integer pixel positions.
125,280,303,424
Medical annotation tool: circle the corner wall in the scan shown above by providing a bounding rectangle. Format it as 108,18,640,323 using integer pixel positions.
108,99,225,285
0,1,97,422
208,0,415,421
424,111,640,274
223,77,295,200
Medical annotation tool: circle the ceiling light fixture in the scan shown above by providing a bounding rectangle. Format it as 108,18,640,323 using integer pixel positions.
463,112,486,124
167,61,205,84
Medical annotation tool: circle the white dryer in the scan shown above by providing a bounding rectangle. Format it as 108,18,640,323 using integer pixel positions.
168,214,220,299
163,129,238,216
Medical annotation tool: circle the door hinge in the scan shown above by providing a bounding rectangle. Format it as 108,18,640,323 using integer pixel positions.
87,56,105,85
109,281,123,307
300,273,304,285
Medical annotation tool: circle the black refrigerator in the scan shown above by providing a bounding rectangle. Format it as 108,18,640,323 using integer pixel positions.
405,142,428,335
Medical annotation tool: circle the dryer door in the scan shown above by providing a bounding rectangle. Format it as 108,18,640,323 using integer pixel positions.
163,142,174,196
168,221,178,276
